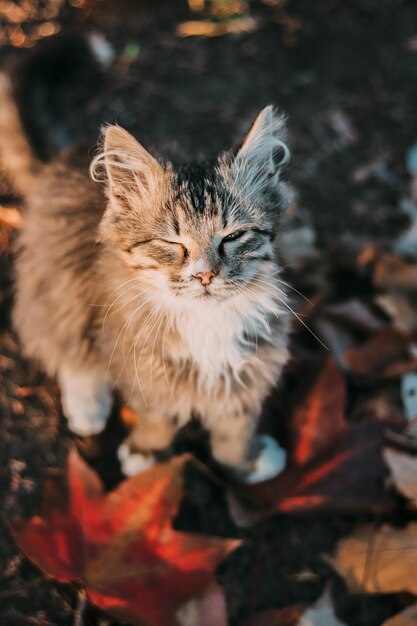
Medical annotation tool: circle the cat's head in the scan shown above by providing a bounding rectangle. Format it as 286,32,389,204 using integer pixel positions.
92,106,292,304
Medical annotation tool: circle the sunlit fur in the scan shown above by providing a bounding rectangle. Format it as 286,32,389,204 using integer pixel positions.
6,93,293,471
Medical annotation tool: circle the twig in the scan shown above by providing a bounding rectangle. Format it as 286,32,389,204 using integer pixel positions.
73,589,88,626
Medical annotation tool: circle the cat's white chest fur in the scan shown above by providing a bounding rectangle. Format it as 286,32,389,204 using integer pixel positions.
171,294,277,386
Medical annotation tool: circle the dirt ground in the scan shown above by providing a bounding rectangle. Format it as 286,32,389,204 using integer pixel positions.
1,1,417,624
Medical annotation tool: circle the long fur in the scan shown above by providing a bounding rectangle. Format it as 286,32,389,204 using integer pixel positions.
0,73,41,195
9,88,292,470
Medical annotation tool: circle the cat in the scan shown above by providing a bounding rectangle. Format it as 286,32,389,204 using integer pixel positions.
0,52,292,479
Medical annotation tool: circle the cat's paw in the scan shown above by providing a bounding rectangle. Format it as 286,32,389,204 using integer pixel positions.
245,434,286,484
62,381,112,437
118,442,156,476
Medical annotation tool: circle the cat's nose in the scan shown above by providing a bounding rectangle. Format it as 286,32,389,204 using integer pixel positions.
194,271,216,286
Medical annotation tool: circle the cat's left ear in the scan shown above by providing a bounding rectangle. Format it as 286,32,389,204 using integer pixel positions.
235,106,289,181
91,125,165,212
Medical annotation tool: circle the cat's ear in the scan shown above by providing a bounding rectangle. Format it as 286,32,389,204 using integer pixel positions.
235,106,289,180
91,125,164,210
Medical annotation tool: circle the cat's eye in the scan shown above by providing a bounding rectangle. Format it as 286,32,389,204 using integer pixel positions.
222,230,247,243
161,240,189,259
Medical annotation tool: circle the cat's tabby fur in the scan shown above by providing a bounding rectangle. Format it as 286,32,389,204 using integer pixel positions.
0,61,292,475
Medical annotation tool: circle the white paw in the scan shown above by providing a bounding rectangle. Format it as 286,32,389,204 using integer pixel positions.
67,412,108,437
63,382,112,437
118,443,156,476
245,435,286,484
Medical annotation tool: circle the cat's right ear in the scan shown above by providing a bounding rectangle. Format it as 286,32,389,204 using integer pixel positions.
91,125,164,211
235,106,289,182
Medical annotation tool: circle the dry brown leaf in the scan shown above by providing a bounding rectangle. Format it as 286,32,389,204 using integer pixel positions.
383,448,417,506
381,603,417,626
343,329,417,379
373,251,417,293
329,523,417,595
295,589,347,626
177,16,257,37
406,417,417,439
323,298,386,334
351,392,399,423
375,293,417,332
243,604,306,626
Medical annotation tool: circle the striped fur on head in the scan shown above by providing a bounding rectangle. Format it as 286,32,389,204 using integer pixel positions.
91,106,292,305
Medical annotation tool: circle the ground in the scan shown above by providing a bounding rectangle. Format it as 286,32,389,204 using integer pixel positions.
1,1,417,624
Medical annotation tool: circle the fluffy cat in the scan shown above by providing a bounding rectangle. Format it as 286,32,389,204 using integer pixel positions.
0,64,292,477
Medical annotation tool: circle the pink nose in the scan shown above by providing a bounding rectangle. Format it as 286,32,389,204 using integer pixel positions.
195,271,215,286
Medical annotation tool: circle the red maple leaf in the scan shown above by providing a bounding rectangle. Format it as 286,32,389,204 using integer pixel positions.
249,359,402,514
290,358,347,465
10,450,239,626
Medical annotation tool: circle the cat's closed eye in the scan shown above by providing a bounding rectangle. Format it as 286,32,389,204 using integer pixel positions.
136,239,189,262
220,227,272,249
222,230,247,243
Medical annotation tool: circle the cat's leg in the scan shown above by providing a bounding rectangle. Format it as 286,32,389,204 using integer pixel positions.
209,411,256,471
59,365,112,436
209,413,286,481
118,413,176,476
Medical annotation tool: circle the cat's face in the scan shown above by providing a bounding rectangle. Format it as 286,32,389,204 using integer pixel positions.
93,106,291,304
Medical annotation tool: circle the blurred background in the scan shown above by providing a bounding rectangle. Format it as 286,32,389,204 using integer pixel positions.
1,0,416,242
1,2,417,625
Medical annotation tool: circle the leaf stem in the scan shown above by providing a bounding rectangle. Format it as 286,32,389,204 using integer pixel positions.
73,589,88,626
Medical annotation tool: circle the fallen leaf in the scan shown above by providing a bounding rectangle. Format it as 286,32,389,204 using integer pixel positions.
343,330,417,379
381,603,417,626
10,449,238,626
406,417,417,439
295,589,347,626
291,359,347,465
375,293,417,332
351,392,400,423
383,448,417,506
322,299,386,334
177,16,258,38
242,604,306,626
373,251,417,293
248,420,398,514
329,522,417,595
246,352,402,515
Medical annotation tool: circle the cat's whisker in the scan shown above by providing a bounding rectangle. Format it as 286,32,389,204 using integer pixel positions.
251,276,328,350
102,287,141,332
227,279,268,354
118,292,156,383
100,277,142,310
266,272,313,304
107,287,156,387
106,298,151,386
131,303,163,405
162,312,174,398
235,283,272,336
138,306,165,388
